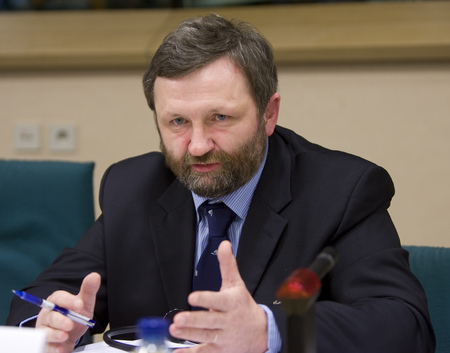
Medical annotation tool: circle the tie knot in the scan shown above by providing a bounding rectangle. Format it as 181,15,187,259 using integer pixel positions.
202,202,236,238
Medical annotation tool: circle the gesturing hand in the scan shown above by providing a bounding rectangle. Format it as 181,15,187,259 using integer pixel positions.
36,272,101,353
169,241,268,353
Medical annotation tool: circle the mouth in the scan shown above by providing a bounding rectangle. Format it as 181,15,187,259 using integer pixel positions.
191,163,220,173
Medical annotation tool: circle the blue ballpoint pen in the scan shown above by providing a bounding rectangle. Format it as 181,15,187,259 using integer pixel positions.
12,290,96,328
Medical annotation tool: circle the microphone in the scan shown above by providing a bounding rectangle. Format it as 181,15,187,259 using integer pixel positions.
277,246,338,312
308,246,339,280
276,246,339,353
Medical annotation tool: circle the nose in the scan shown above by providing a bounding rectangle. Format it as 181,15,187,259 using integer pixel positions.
188,125,215,157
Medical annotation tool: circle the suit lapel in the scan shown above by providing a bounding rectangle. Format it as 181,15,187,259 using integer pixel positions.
237,134,292,295
149,180,196,311
149,129,294,305
237,195,288,295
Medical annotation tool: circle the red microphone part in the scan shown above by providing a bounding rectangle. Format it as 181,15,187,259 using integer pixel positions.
276,268,322,300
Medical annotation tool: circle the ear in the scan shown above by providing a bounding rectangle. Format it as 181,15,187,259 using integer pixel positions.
263,93,280,137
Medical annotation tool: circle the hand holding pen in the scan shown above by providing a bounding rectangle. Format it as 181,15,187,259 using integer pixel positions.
13,290,96,328
20,273,101,353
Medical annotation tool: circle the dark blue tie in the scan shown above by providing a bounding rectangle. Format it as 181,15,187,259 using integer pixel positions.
192,202,236,293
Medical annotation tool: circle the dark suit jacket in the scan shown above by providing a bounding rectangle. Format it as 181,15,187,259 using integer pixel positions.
7,126,435,353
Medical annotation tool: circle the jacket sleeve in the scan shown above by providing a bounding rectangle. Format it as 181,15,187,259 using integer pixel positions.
314,165,435,353
5,165,114,335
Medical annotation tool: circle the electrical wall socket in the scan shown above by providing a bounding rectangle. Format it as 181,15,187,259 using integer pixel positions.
14,124,41,151
49,124,76,152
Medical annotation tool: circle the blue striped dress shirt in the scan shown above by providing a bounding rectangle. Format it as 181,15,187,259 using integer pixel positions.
191,141,282,353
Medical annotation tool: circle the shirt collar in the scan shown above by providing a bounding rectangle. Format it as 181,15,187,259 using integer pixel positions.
192,139,268,221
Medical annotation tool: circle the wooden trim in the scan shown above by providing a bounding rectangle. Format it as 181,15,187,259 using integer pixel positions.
1,2,449,70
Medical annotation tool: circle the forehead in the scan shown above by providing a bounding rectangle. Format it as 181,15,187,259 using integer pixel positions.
153,57,251,104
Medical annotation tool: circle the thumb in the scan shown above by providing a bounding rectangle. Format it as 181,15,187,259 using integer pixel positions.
218,240,243,290
77,272,101,314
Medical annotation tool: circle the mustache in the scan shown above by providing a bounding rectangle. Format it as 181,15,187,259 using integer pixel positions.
183,150,232,165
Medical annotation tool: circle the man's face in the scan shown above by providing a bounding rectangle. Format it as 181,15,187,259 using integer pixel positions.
154,57,274,198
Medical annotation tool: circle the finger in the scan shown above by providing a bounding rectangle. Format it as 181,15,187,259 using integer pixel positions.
46,310,75,332
217,241,243,289
171,347,219,353
46,340,78,353
43,325,70,344
169,324,221,345
37,293,77,329
77,272,101,313
46,342,67,353
46,291,78,310
173,310,224,330
188,290,229,313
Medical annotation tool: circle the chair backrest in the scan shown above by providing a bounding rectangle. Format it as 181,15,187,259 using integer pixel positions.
404,245,450,353
0,159,95,324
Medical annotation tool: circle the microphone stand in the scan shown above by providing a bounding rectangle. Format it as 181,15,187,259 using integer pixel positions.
276,247,339,353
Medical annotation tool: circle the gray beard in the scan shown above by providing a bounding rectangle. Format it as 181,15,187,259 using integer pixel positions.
160,124,267,198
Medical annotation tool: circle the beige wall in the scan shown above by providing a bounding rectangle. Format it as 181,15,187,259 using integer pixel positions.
1,62,449,247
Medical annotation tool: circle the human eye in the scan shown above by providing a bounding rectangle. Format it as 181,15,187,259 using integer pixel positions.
171,117,185,126
215,114,228,121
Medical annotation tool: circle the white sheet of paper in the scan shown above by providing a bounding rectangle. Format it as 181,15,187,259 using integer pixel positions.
0,326,47,353
73,339,197,352
73,341,122,352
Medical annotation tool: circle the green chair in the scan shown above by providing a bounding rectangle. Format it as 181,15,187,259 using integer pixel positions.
404,245,450,353
0,159,95,324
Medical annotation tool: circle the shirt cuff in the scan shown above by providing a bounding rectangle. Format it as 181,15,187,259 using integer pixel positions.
259,304,282,353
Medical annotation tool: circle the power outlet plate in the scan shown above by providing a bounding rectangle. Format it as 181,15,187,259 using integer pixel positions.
49,124,76,152
14,124,41,151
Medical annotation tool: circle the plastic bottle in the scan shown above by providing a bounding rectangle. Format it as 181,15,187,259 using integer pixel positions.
137,317,170,353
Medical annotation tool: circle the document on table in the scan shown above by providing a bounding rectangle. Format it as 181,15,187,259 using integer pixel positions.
73,339,197,352
0,326,47,353
73,341,121,352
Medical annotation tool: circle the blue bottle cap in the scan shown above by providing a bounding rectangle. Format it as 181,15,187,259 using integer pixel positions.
137,317,170,342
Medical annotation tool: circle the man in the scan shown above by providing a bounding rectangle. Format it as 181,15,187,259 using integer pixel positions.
7,14,435,353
